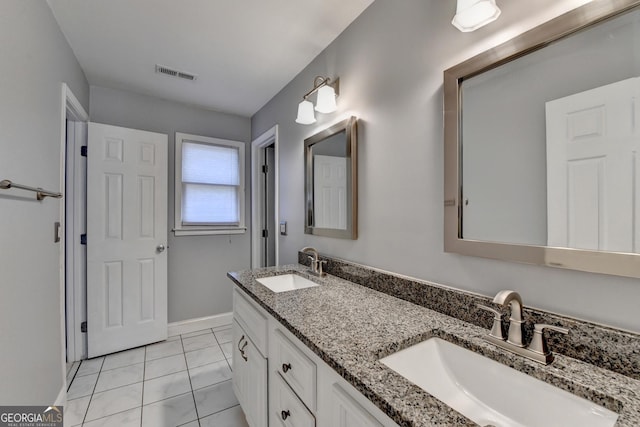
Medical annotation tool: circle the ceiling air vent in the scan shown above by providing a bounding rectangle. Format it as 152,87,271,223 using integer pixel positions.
155,64,197,81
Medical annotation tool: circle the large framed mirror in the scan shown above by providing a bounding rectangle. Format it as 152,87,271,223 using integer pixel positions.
444,0,640,278
305,116,358,239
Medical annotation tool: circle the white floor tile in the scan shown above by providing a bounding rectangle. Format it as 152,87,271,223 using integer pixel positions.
142,392,197,427
67,373,98,400
143,370,192,405
66,361,80,384
146,340,184,361
64,395,91,426
182,333,217,352
144,353,187,380
102,348,145,371
185,346,225,369
94,363,144,393
199,405,249,427
166,334,181,342
220,342,232,359
76,357,104,377
178,421,199,427
81,407,141,427
181,329,212,339
193,380,238,419
85,382,143,422
189,360,232,391
213,328,232,344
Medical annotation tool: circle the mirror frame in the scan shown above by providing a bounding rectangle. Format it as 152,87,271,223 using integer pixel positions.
304,116,358,239
444,0,640,278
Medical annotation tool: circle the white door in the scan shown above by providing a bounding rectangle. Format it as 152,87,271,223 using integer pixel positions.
314,155,347,229
87,123,168,358
546,77,640,253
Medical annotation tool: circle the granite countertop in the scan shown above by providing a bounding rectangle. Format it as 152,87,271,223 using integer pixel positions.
227,264,640,427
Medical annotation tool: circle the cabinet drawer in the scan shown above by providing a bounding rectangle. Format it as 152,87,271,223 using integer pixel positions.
272,373,315,427
234,289,267,356
273,328,317,411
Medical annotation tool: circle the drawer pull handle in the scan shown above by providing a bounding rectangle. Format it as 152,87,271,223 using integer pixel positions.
282,363,292,373
281,410,290,420
239,340,248,361
237,335,245,351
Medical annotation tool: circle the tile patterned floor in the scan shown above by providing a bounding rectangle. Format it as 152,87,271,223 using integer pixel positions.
64,327,248,427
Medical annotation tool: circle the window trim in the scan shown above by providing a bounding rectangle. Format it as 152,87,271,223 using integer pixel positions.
174,132,246,236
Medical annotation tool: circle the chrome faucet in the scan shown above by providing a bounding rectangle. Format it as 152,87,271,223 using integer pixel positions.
301,247,326,277
493,290,525,347
478,290,569,365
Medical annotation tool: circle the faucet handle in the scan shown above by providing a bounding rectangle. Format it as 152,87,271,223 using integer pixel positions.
477,304,505,340
317,260,327,277
528,324,569,357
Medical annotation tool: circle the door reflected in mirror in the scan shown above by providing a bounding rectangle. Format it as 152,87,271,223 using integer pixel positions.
304,117,358,239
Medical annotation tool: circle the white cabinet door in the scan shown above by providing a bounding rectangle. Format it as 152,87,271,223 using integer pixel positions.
330,383,383,427
232,320,268,427
87,123,168,358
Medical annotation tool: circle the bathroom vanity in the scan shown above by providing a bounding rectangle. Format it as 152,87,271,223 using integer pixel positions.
228,260,640,427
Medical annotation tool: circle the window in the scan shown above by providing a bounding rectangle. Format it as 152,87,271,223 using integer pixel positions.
174,132,246,235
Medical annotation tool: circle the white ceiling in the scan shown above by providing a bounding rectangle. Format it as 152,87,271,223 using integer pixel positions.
47,0,374,117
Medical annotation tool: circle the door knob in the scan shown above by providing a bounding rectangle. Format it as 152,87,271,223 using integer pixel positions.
156,244,166,253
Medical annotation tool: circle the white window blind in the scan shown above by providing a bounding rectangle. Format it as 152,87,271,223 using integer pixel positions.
175,133,245,235
182,142,239,225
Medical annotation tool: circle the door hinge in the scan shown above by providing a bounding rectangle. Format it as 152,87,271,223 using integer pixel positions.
81,321,87,333
80,146,88,157
262,165,269,174
262,229,268,238
80,234,87,245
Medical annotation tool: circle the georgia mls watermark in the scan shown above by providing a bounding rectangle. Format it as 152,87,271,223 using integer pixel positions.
0,406,63,427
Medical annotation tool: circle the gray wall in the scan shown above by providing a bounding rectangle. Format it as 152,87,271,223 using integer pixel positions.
462,11,640,245
252,0,640,333
90,86,251,322
0,1,89,404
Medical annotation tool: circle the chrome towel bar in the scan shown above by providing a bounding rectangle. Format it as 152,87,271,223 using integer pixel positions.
0,179,63,200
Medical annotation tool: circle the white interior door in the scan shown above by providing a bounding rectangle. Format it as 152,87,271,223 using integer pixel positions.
87,122,168,358
313,155,347,229
546,77,639,252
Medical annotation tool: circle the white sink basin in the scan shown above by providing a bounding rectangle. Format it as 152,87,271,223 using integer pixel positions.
379,337,618,427
256,273,319,293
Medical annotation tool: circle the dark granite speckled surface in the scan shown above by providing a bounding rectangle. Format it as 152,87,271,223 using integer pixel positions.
228,263,640,427
299,252,640,381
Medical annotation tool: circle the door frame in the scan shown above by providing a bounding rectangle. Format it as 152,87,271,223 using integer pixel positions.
60,83,89,364
251,125,279,268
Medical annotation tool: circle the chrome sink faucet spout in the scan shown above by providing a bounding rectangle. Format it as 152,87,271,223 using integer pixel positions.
493,290,525,347
301,246,326,277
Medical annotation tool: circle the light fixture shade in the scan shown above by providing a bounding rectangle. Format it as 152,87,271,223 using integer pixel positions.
295,100,316,125
452,0,501,32
315,85,337,113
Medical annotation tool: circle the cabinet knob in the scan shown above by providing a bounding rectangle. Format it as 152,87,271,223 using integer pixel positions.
282,363,292,373
281,410,290,420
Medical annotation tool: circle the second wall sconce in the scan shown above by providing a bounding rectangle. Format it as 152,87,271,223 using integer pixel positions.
295,76,339,125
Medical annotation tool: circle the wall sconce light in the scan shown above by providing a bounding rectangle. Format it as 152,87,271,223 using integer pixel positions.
295,76,339,125
452,0,501,32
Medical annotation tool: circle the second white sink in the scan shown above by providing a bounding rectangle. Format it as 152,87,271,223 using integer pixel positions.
379,337,618,427
256,273,319,293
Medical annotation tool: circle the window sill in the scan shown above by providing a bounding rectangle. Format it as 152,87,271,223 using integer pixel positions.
173,227,247,236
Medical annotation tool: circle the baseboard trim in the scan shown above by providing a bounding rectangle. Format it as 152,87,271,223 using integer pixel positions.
168,312,233,336
55,384,66,407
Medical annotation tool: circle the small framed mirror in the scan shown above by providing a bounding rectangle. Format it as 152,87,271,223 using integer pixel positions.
304,116,358,239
